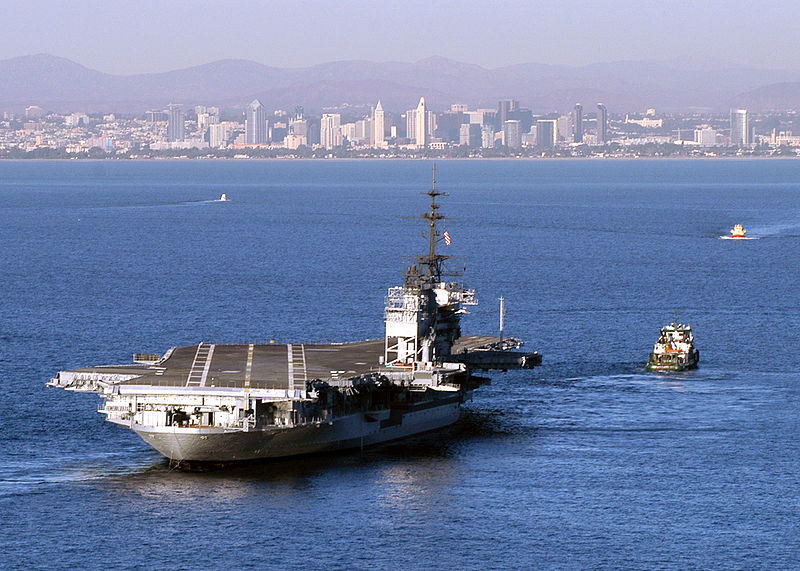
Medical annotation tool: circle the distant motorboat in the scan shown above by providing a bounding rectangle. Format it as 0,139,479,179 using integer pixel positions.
219,193,228,202
730,224,746,239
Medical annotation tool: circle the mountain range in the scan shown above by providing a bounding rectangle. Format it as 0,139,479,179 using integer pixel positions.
3,53,800,115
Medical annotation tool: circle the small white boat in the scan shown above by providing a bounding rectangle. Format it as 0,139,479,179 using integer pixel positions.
219,193,228,202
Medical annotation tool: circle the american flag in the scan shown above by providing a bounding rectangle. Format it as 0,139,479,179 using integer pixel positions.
443,230,451,245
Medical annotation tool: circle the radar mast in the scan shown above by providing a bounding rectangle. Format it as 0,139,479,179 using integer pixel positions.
412,163,452,283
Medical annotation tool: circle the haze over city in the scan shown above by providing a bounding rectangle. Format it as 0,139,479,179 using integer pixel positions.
5,0,800,159
4,0,800,73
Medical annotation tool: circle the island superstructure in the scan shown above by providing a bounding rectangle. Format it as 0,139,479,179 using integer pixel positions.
49,168,541,464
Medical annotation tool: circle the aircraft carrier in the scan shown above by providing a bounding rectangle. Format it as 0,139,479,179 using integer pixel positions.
49,168,541,465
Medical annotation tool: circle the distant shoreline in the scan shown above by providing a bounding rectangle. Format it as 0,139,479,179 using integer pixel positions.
1,155,798,162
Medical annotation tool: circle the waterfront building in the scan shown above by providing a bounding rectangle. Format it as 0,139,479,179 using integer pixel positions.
730,109,751,147
522,127,537,147
355,119,370,145
208,123,229,148
372,101,386,148
288,116,308,147
556,115,571,143
596,103,608,144
246,100,268,145
320,113,343,149
503,119,522,149
167,104,185,142
536,119,557,148
459,123,481,147
406,97,427,149
573,103,583,143
197,107,220,135
695,127,717,147
481,125,495,148
341,122,357,144
498,99,518,126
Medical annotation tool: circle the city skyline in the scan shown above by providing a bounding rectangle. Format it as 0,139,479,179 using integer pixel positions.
4,1,800,74
7,94,798,160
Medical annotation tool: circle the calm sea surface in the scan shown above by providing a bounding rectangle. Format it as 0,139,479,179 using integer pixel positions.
1,159,799,569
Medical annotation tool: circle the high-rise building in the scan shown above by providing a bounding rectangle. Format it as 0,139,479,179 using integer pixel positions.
320,113,343,149
288,117,308,147
414,97,427,148
146,110,166,123
459,123,481,147
372,101,386,148
730,109,750,147
481,125,495,148
209,123,231,148
536,119,558,148
596,103,608,144
246,100,268,145
557,115,572,143
498,99,518,127
573,103,583,143
167,104,185,142
503,120,522,149
197,107,220,135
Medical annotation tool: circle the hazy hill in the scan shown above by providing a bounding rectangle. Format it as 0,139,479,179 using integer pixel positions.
2,53,800,114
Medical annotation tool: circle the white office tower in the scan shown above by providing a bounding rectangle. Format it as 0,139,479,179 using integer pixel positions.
730,109,750,147
320,114,343,149
695,127,717,148
246,100,268,145
372,101,386,148
415,97,427,148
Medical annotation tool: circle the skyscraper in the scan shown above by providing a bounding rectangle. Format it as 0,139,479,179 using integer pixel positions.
730,109,750,146
320,113,343,149
498,99,518,127
413,97,427,148
536,119,557,148
503,120,522,149
372,101,385,148
246,99,268,145
596,103,608,144
166,104,185,142
573,103,583,143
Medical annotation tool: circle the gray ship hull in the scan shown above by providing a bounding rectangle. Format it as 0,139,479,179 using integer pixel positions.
134,396,462,463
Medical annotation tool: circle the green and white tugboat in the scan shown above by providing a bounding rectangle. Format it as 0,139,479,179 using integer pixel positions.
646,319,700,372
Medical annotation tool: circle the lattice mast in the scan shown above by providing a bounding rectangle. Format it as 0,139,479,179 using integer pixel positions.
419,163,450,282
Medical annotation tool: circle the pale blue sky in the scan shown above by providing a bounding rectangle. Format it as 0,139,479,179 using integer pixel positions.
4,0,798,73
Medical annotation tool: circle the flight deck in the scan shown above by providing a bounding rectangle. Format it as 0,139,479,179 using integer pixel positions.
62,336,507,390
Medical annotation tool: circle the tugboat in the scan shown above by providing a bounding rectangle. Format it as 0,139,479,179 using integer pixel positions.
730,224,746,239
646,319,699,372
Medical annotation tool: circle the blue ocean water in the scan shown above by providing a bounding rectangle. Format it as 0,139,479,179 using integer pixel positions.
1,159,799,569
